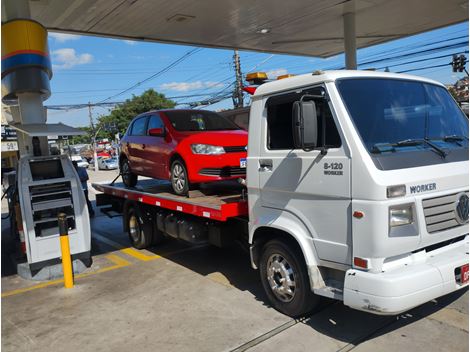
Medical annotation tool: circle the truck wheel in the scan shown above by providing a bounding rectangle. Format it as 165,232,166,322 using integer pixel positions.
126,204,153,249
121,158,137,187
259,239,319,317
170,159,189,195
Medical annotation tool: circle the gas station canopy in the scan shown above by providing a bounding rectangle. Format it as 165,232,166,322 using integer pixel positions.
27,0,468,58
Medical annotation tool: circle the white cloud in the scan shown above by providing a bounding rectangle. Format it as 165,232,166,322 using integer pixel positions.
49,32,81,43
160,81,224,92
52,48,93,69
123,40,138,45
266,68,288,79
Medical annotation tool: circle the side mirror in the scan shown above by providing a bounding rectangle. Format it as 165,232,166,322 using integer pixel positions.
148,127,165,137
292,100,318,151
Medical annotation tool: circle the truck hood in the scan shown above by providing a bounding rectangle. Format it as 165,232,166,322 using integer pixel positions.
379,160,468,198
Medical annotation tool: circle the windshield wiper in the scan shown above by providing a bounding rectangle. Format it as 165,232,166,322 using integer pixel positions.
396,138,447,158
441,135,469,143
371,138,447,158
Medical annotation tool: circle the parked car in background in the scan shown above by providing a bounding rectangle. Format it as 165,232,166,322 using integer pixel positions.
97,151,111,158
98,157,118,170
70,155,89,169
80,145,94,162
219,106,250,130
119,109,248,195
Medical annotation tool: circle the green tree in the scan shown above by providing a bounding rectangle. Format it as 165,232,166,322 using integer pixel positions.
68,126,93,144
448,85,459,101
96,89,175,140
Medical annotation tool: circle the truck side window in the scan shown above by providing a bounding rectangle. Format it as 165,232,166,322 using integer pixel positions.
266,89,341,150
130,116,147,136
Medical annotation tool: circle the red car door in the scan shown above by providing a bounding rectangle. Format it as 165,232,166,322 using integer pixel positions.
142,114,168,178
126,115,148,174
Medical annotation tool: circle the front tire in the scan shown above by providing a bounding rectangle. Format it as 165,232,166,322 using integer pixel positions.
170,159,190,195
121,158,137,187
259,239,319,317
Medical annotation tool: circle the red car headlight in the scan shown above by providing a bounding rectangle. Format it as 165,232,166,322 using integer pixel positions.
191,144,225,155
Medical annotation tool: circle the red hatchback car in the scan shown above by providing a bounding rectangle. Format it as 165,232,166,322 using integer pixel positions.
119,109,248,195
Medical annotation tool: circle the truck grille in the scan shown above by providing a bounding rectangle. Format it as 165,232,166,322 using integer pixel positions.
200,167,246,177
223,146,246,153
422,191,469,233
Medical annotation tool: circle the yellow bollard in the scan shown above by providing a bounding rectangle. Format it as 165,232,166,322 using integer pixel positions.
58,213,74,288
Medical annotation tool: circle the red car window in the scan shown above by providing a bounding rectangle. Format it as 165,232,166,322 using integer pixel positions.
147,115,164,133
131,116,147,136
165,110,240,131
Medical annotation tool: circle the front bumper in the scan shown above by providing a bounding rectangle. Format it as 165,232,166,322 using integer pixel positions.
343,235,469,315
186,153,246,183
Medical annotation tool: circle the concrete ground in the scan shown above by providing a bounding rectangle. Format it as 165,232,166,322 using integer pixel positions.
1,168,468,352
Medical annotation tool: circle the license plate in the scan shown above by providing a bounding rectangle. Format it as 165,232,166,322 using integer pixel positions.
240,158,247,168
461,264,469,285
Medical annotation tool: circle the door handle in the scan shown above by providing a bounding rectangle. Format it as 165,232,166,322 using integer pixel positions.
259,159,272,172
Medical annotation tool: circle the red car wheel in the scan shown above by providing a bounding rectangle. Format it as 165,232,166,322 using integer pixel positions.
121,158,138,187
170,160,189,195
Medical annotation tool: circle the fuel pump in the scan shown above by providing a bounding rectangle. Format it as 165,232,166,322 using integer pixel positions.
1,16,91,278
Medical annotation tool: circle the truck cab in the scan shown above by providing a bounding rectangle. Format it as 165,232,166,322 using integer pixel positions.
247,70,469,316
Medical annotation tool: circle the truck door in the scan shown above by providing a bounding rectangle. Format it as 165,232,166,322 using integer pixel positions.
258,86,352,265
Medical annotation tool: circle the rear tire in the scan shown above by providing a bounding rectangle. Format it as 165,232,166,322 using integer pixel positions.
126,203,153,249
259,239,319,317
121,157,137,187
170,159,190,195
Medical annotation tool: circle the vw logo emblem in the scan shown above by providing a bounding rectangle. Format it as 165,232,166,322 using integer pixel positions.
455,193,469,224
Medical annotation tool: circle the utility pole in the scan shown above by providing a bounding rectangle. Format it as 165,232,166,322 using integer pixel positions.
88,102,95,131
88,102,98,172
232,50,244,108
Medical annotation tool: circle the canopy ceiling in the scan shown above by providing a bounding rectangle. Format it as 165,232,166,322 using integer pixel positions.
26,0,468,57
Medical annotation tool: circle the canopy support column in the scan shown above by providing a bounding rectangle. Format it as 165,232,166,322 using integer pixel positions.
343,11,357,70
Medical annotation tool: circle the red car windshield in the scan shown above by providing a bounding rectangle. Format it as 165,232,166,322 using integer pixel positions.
165,110,240,131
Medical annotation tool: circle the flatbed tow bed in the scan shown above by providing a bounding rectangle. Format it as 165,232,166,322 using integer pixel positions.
92,179,248,221
92,179,249,249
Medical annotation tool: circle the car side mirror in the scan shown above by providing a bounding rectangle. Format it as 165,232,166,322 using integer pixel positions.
292,100,318,151
148,127,165,137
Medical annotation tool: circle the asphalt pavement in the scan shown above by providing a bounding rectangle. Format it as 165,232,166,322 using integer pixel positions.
1,169,468,352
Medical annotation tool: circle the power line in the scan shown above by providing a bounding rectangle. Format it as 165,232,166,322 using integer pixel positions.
357,34,469,62
285,42,468,75
95,47,203,103
375,51,469,70
358,41,468,67
45,92,237,110
397,63,451,73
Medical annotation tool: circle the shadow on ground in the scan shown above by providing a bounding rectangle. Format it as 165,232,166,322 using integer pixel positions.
91,211,469,346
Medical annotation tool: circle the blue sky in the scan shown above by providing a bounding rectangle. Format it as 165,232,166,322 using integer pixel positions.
46,22,469,127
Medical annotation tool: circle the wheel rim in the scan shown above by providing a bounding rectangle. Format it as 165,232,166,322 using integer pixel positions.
172,163,186,192
129,214,140,242
122,161,131,183
266,254,296,302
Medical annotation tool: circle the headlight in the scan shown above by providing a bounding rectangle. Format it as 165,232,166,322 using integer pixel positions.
387,184,406,198
191,144,225,155
389,205,413,227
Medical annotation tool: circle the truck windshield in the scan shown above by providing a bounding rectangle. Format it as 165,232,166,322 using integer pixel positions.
165,110,240,131
336,78,468,155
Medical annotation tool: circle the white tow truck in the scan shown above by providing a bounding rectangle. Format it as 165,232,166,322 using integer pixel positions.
94,70,469,317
